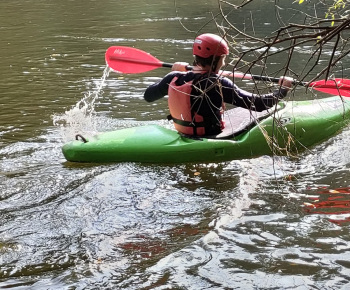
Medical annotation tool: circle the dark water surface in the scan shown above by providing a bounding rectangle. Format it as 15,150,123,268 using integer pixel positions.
2,0,350,289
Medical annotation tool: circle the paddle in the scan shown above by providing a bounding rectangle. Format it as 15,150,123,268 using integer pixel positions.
105,46,350,97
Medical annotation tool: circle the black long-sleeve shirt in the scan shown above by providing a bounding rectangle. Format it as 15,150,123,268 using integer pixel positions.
144,71,288,134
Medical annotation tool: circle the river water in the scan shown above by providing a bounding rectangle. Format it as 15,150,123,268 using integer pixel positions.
2,0,350,289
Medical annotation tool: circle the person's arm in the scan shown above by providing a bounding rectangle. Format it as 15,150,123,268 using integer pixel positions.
221,76,292,112
144,72,177,102
144,62,190,103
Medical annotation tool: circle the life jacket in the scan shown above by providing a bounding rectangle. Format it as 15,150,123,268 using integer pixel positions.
168,75,225,136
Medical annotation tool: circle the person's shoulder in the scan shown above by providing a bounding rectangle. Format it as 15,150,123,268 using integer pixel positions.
161,71,182,82
164,71,180,77
161,71,194,86
183,71,197,78
165,71,191,78
217,75,234,85
171,71,197,82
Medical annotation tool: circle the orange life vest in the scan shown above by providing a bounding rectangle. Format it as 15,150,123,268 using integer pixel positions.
168,75,225,136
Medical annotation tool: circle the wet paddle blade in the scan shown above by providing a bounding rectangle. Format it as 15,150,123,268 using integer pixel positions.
310,79,350,97
105,46,164,74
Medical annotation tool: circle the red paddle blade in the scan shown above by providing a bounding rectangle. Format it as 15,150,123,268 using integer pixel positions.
310,78,350,97
105,46,163,74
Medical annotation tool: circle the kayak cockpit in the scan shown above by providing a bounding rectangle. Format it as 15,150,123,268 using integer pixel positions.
183,104,282,140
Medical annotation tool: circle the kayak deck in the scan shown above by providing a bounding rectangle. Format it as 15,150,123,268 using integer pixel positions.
205,105,279,139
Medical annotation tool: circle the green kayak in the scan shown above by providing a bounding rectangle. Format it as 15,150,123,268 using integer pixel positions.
62,96,350,163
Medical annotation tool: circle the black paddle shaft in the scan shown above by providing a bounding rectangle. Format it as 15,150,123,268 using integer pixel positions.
161,62,306,86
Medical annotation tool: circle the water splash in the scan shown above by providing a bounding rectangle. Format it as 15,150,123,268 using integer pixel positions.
53,66,111,141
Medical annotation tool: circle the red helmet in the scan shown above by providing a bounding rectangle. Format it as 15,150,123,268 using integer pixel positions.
193,33,229,58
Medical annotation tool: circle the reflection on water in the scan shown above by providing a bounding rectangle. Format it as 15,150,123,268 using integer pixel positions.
305,187,350,225
1,122,350,289
2,0,350,289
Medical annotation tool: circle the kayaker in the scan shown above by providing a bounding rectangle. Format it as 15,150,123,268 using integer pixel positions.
144,33,293,136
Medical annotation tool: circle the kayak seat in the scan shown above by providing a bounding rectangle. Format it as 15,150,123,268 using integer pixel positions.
205,105,280,139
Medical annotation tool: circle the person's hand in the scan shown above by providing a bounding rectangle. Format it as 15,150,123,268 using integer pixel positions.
278,76,294,91
172,62,189,72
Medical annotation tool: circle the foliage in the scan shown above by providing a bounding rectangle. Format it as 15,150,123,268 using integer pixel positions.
213,0,350,85
324,0,347,25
